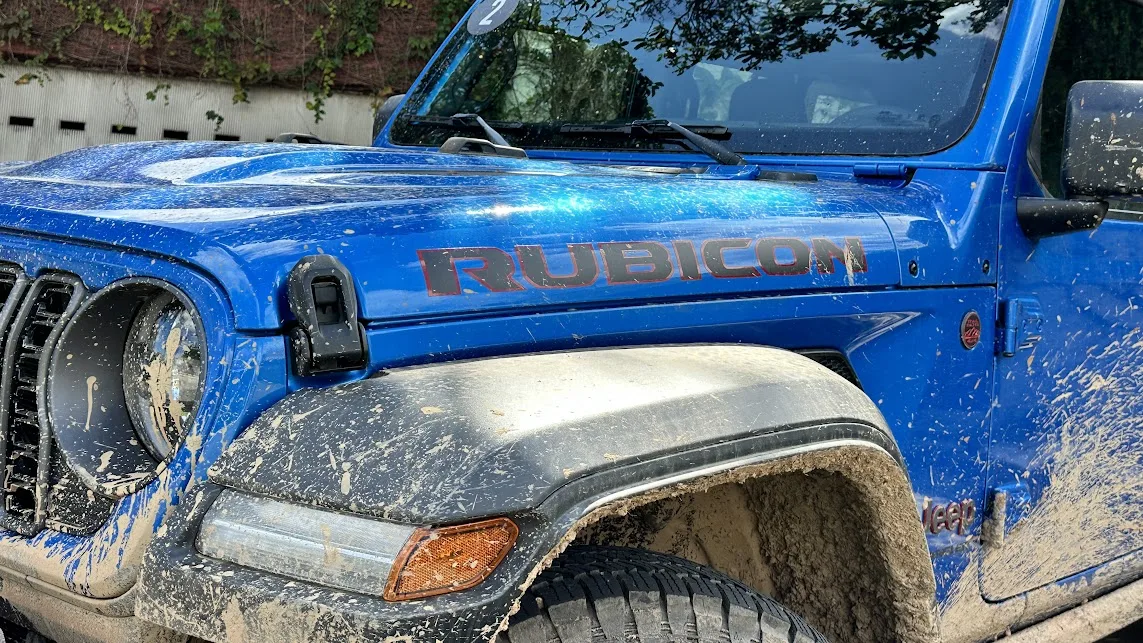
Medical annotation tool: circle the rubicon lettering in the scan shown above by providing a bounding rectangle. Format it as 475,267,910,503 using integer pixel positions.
419,237,868,296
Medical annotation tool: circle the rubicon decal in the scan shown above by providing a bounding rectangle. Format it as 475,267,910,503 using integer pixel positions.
419,237,868,296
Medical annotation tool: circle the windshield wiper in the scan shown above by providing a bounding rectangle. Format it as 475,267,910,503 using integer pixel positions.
559,120,745,166
449,113,513,147
406,113,530,158
408,114,529,159
408,114,521,146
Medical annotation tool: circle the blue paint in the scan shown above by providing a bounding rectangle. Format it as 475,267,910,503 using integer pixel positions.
0,0,1136,634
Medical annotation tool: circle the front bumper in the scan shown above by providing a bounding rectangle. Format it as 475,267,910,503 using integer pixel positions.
0,573,180,643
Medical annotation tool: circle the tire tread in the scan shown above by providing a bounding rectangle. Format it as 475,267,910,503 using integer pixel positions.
507,547,827,643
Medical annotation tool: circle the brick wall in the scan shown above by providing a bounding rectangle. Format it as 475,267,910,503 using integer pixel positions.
1,0,447,96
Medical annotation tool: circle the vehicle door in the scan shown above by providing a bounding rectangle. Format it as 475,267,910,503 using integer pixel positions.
985,0,1143,601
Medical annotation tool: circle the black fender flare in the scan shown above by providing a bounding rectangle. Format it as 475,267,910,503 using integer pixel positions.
139,345,936,643
210,345,903,524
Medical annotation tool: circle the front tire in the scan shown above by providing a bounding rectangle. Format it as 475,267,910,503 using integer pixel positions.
506,546,829,643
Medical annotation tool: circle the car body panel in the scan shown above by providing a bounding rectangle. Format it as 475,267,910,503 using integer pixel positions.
0,233,288,599
981,132,1143,601
0,144,903,330
355,284,998,606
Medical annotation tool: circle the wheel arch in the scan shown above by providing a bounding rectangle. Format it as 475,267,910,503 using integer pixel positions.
161,344,938,643
544,441,939,643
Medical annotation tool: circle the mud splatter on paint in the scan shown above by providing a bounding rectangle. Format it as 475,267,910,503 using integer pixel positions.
984,329,1143,598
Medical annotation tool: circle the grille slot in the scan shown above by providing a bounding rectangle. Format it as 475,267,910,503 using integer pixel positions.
46,451,116,534
0,269,21,305
799,349,862,388
0,274,85,535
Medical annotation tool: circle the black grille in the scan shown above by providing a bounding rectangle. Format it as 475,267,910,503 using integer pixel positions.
799,349,862,388
45,452,116,534
0,269,21,305
0,273,85,535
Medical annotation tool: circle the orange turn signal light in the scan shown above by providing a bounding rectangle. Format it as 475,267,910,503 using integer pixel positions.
383,517,519,601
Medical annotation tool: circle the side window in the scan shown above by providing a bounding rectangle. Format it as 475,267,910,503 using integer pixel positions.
1035,0,1143,198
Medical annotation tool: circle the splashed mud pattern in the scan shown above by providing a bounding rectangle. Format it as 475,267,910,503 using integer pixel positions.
983,328,1143,597
940,324,1143,642
84,375,98,432
143,326,186,440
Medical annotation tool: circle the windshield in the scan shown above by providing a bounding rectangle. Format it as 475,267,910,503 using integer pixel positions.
390,0,1010,156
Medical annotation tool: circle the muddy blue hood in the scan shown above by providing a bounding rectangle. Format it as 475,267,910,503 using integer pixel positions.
0,141,902,330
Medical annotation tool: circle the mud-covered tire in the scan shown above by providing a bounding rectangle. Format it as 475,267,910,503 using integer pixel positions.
505,546,829,643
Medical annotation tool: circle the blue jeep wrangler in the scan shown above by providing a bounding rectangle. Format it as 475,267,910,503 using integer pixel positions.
0,0,1139,641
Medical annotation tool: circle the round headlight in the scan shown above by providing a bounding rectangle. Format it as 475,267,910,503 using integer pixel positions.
51,281,208,497
123,292,204,461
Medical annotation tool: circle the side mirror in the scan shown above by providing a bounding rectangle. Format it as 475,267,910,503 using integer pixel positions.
1063,80,1143,198
1017,81,1143,238
372,93,406,141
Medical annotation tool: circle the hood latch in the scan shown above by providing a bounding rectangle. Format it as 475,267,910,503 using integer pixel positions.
287,255,368,376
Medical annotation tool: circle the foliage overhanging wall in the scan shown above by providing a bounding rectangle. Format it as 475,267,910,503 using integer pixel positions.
0,0,471,121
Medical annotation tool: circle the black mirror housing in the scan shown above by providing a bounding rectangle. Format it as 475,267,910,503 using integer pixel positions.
372,93,406,141
1063,80,1143,199
1016,197,1107,239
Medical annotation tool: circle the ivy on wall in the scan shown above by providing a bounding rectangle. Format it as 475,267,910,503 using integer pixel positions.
408,0,467,56
0,0,459,121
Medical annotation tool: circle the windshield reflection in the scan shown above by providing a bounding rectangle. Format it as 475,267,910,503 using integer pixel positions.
393,0,1011,156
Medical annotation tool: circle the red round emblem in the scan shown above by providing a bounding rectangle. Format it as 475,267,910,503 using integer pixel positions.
961,311,982,350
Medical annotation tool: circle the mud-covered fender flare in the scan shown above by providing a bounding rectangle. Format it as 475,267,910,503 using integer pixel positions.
209,345,903,524
139,345,936,643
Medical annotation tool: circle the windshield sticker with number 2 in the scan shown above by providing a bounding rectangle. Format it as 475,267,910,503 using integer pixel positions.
467,0,519,34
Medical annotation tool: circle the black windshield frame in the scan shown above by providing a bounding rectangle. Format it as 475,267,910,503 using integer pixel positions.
390,0,1013,157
